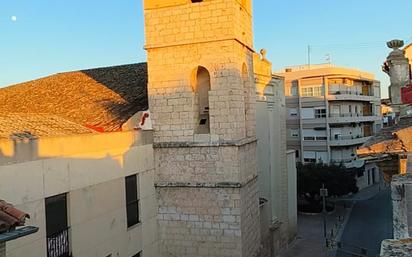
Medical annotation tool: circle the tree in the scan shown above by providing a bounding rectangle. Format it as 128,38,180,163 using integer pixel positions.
297,163,358,206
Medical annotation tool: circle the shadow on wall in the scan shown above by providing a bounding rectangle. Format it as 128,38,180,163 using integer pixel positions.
0,130,151,168
0,130,154,257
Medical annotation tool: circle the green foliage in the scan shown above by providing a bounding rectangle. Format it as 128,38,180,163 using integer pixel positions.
297,163,358,204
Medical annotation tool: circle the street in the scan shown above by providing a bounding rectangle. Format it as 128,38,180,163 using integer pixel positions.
336,188,393,257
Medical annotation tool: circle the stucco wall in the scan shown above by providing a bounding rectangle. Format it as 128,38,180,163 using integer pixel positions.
254,53,296,256
286,150,297,240
0,131,158,257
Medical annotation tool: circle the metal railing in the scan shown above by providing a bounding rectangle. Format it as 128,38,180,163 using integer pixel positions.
329,113,375,118
330,135,365,141
329,90,373,97
330,158,355,164
47,228,70,257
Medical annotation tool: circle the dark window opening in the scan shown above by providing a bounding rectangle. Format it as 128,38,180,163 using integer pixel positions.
194,66,211,134
191,0,203,3
126,175,140,228
45,194,70,257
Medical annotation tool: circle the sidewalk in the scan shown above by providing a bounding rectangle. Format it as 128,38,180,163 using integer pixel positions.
279,183,385,257
278,205,350,257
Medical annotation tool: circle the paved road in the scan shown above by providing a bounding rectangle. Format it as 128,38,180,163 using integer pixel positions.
336,188,393,257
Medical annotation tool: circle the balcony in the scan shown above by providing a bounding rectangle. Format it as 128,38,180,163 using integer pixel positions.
327,91,377,102
328,113,380,124
47,228,70,257
329,135,372,146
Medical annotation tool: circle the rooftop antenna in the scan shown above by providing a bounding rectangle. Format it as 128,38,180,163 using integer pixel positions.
307,45,311,69
325,53,332,64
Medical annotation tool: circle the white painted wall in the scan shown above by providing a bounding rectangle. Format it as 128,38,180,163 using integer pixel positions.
286,150,297,240
357,163,381,190
0,131,158,257
331,147,356,163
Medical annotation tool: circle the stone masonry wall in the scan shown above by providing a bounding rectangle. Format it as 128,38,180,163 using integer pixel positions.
155,142,257,186
144,0,253,50
157,186,243,257
240,178,260,257
147,40,255,143
0,243,5,257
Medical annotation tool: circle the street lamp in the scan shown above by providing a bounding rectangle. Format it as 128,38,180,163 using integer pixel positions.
320,183,328,247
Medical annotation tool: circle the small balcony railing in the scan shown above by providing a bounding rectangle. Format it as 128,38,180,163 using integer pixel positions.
47,228,70,257
330,135,363,141
328,90,373,97
329,113,375,118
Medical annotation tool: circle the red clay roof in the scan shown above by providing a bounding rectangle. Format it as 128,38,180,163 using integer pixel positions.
0,113,96,140
0,200,30,233
0,63,148,134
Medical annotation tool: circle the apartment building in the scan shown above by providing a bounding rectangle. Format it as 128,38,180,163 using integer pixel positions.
278,64,382,168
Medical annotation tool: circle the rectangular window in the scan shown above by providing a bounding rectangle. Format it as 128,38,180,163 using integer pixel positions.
303,136,315,141
290,85,298,96
301,86,323,97
314,108,326,118
301,87,313,97
301,108,315,119
45,194,70,257
288,108,298,117
126,175,140,228
290,129,299,137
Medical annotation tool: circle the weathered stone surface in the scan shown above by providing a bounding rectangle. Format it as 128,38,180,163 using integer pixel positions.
380,239,412,257
144,1,261,256
392,174,412,239
0,243,5,257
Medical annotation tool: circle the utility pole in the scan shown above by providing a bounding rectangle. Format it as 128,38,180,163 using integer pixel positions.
307,45,311,69
320,183,328,247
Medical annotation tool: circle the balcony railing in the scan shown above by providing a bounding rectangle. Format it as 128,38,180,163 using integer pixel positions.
329,90,373,97
329,135,372,146
47,228,70,257
330,135,363,141
329,113,375,118
331,158,355,164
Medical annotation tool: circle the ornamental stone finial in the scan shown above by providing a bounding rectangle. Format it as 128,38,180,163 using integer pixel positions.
387,39,405,50
260,49,267,61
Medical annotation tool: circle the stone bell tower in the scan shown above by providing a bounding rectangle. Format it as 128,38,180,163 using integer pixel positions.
143,0,260,256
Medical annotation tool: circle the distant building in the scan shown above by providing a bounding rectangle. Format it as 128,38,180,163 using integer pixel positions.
277,64,382,169
404,42,412,66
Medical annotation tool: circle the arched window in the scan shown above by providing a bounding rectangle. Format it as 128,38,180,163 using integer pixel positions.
193,66,211,134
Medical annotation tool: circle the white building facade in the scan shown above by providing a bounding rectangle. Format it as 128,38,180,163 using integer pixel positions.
279,65,382,172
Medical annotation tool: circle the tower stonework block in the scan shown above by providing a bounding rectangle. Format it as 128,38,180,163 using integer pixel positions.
143,0,261,256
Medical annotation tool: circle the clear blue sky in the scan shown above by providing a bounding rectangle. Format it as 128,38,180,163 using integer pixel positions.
1,0,411,98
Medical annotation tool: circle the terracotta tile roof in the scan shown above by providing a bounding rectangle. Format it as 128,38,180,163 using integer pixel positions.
0,113,95,140
0,63,148,133
359,116,412,155
0,200,30,233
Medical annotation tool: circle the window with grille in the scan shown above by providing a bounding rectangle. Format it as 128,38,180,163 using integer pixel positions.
301,86,323,97
314,108,326,118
